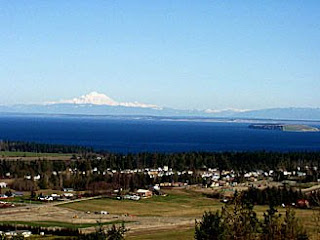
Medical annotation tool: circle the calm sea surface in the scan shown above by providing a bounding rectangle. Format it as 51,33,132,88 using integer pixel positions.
0,115,320,153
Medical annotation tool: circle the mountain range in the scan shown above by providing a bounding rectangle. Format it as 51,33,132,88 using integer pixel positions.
1,92,320,121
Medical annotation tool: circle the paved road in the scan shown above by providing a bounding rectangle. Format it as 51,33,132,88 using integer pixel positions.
51,195,105,206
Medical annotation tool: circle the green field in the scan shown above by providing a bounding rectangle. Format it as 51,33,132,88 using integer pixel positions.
0,151,72,157
127,227,194,240
61,189,223,217
1,195,46,204
0,220,127,229
60,189,320,239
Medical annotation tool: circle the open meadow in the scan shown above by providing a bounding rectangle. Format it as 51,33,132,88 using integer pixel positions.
59,188,320,239
0,187,319,239
61,188,223,217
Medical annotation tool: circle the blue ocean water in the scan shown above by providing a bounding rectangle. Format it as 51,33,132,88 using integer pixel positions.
0,115,320,153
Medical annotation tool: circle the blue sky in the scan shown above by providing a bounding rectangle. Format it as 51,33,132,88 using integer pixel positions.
0,1,319,110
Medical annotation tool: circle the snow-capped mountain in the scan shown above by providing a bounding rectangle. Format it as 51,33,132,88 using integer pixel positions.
47,91,161,109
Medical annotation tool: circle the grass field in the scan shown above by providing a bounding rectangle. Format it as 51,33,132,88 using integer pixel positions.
0,151,72,157
1,196,45,204
60,188,320,239
127,227,194,240
0,220,128,229
61,189,223,217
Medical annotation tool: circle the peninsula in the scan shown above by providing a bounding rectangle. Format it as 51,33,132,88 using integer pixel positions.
249,124,319,132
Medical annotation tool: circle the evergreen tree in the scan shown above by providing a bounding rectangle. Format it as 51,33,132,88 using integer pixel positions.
280,208,308,240
195,198,309,240
106,223,129,240
261,204,283,240
195,211,225,240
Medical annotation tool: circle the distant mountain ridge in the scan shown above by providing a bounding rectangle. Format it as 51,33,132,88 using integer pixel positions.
0,104,320,121
0,92,319,120
233,108,320,121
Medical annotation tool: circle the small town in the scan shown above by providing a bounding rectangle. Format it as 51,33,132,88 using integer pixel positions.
1,150,320,239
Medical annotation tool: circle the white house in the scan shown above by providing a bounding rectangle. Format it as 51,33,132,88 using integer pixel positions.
137,189,152,197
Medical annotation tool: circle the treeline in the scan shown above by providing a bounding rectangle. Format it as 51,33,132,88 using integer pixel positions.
243,187,320,207
1,152,319,176
96,151,320,172
243,187,304,206
0,140,92,154
1,141,320,172
0,223,81,237
0,222,128,240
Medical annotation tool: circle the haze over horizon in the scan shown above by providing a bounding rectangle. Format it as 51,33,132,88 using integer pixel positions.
2,90,319,113
1,1,319,110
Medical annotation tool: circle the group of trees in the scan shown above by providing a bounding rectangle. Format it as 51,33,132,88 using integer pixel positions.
0,223,81,238
0,222,128,240
242,187,305,206
1,140,320,172
195,194,309,240
91,151,320,175
78,222,128,240
242,186,320,207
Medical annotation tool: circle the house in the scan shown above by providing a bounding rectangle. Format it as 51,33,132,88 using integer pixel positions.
63,192,74,198
0,201,14,208
172,182,185,187
0,194,8,199
18,230,32,237
0,182,7,188
130,195,140,201
5,230,32,237
123,194,141,201
297,199,310,208
63,188,74,192
13,192,24,197
152,185,164,195
136,189,152,197
160,182,172,187
38,196,53,201
51,193,61,200
33,175,41,181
